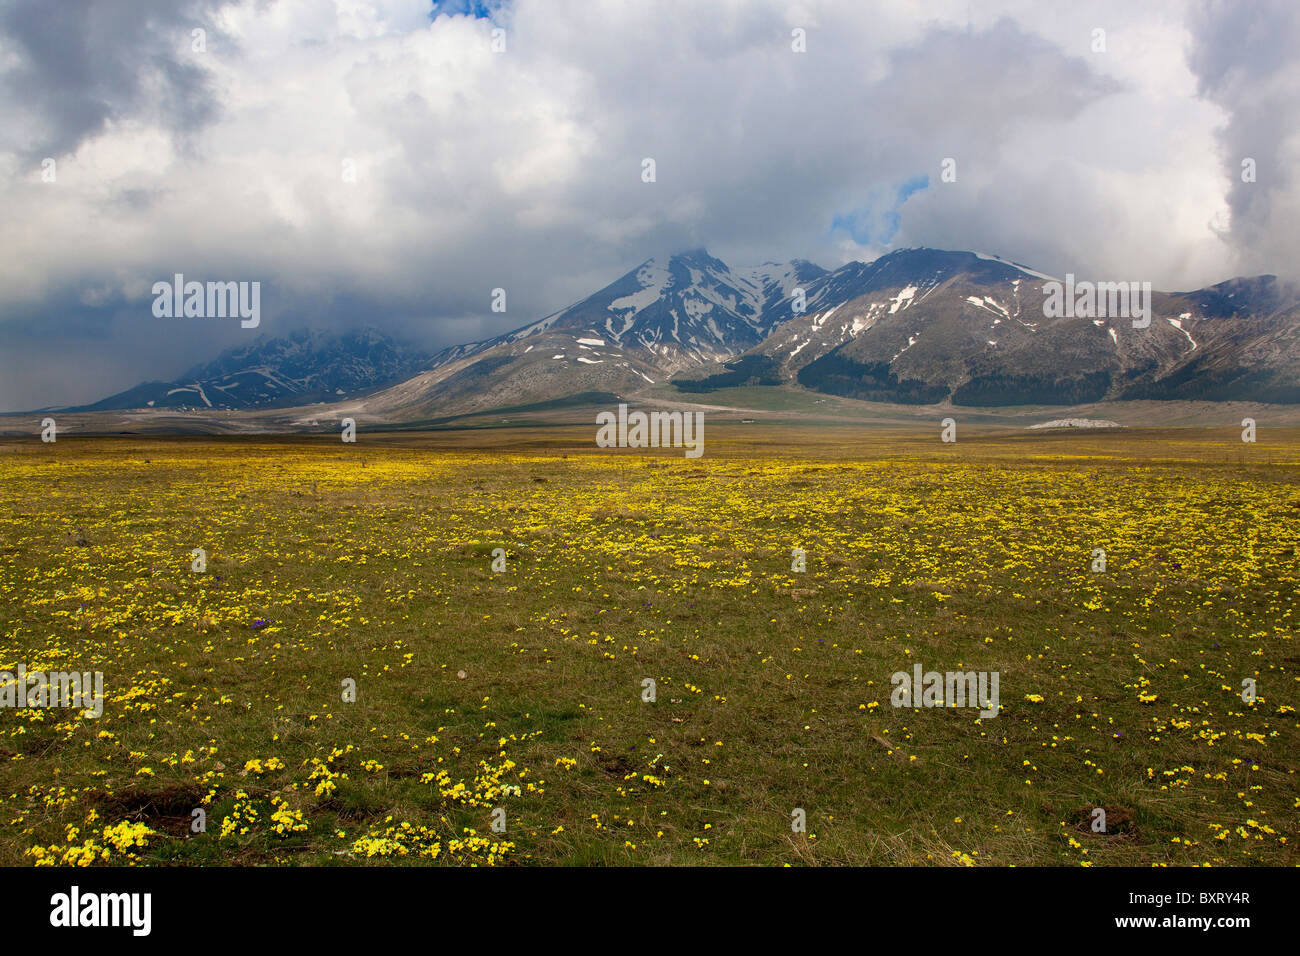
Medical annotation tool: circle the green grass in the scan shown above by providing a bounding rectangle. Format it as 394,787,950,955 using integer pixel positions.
0,427,1296,866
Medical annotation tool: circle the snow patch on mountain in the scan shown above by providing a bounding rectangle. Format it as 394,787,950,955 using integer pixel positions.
1167,316,1197,350
973,251,1059,283
891,333,920,361
889,285,918,314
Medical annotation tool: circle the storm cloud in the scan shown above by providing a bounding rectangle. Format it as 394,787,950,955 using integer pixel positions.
0,0,1293,410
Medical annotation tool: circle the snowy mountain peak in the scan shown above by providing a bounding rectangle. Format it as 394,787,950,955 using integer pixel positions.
77,247,1300,419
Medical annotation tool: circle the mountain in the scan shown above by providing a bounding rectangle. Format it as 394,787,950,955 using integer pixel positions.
346,250,829,419
77,248,1300,418
1118,276,1300,403
506,249,828,368
674,249,1300,406
74,328,430,411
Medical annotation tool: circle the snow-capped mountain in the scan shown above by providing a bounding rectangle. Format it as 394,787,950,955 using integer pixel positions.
349,250,829,418
75,328,429,411
677,249,1300,406
677,249,1039,387
77,248,1300,419
500,249,828,370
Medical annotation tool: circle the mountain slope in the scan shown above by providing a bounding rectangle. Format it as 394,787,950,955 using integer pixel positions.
76,328,429,411
350,250,827,418
674,249,1300,406
79,248,1300,418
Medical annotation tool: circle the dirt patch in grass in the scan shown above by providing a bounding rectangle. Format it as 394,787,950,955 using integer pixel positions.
1075,804,1138,840
14,733,63,758
92,784,208,837
593,751,638,776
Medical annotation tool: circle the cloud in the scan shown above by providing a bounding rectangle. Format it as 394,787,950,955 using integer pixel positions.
0,0,1291,410
833,176,932,246
0,0,224,162
1186,0,1300,279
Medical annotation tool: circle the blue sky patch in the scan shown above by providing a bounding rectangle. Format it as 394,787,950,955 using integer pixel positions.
431,0,508,22
832,175,930,245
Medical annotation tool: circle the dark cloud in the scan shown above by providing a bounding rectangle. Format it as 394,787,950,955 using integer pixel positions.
0,0,223,161
0,1,1290,411
1186,0,1300,276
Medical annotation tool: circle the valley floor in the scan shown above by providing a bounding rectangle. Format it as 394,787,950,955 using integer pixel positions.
0,428,1296,865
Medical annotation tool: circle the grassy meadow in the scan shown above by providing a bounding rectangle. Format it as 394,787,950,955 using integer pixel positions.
0,425,1296,866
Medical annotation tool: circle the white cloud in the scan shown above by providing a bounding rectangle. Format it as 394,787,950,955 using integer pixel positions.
0,0,1293,410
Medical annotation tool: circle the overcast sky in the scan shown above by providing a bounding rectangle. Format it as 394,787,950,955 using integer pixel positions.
2,0,1297,411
